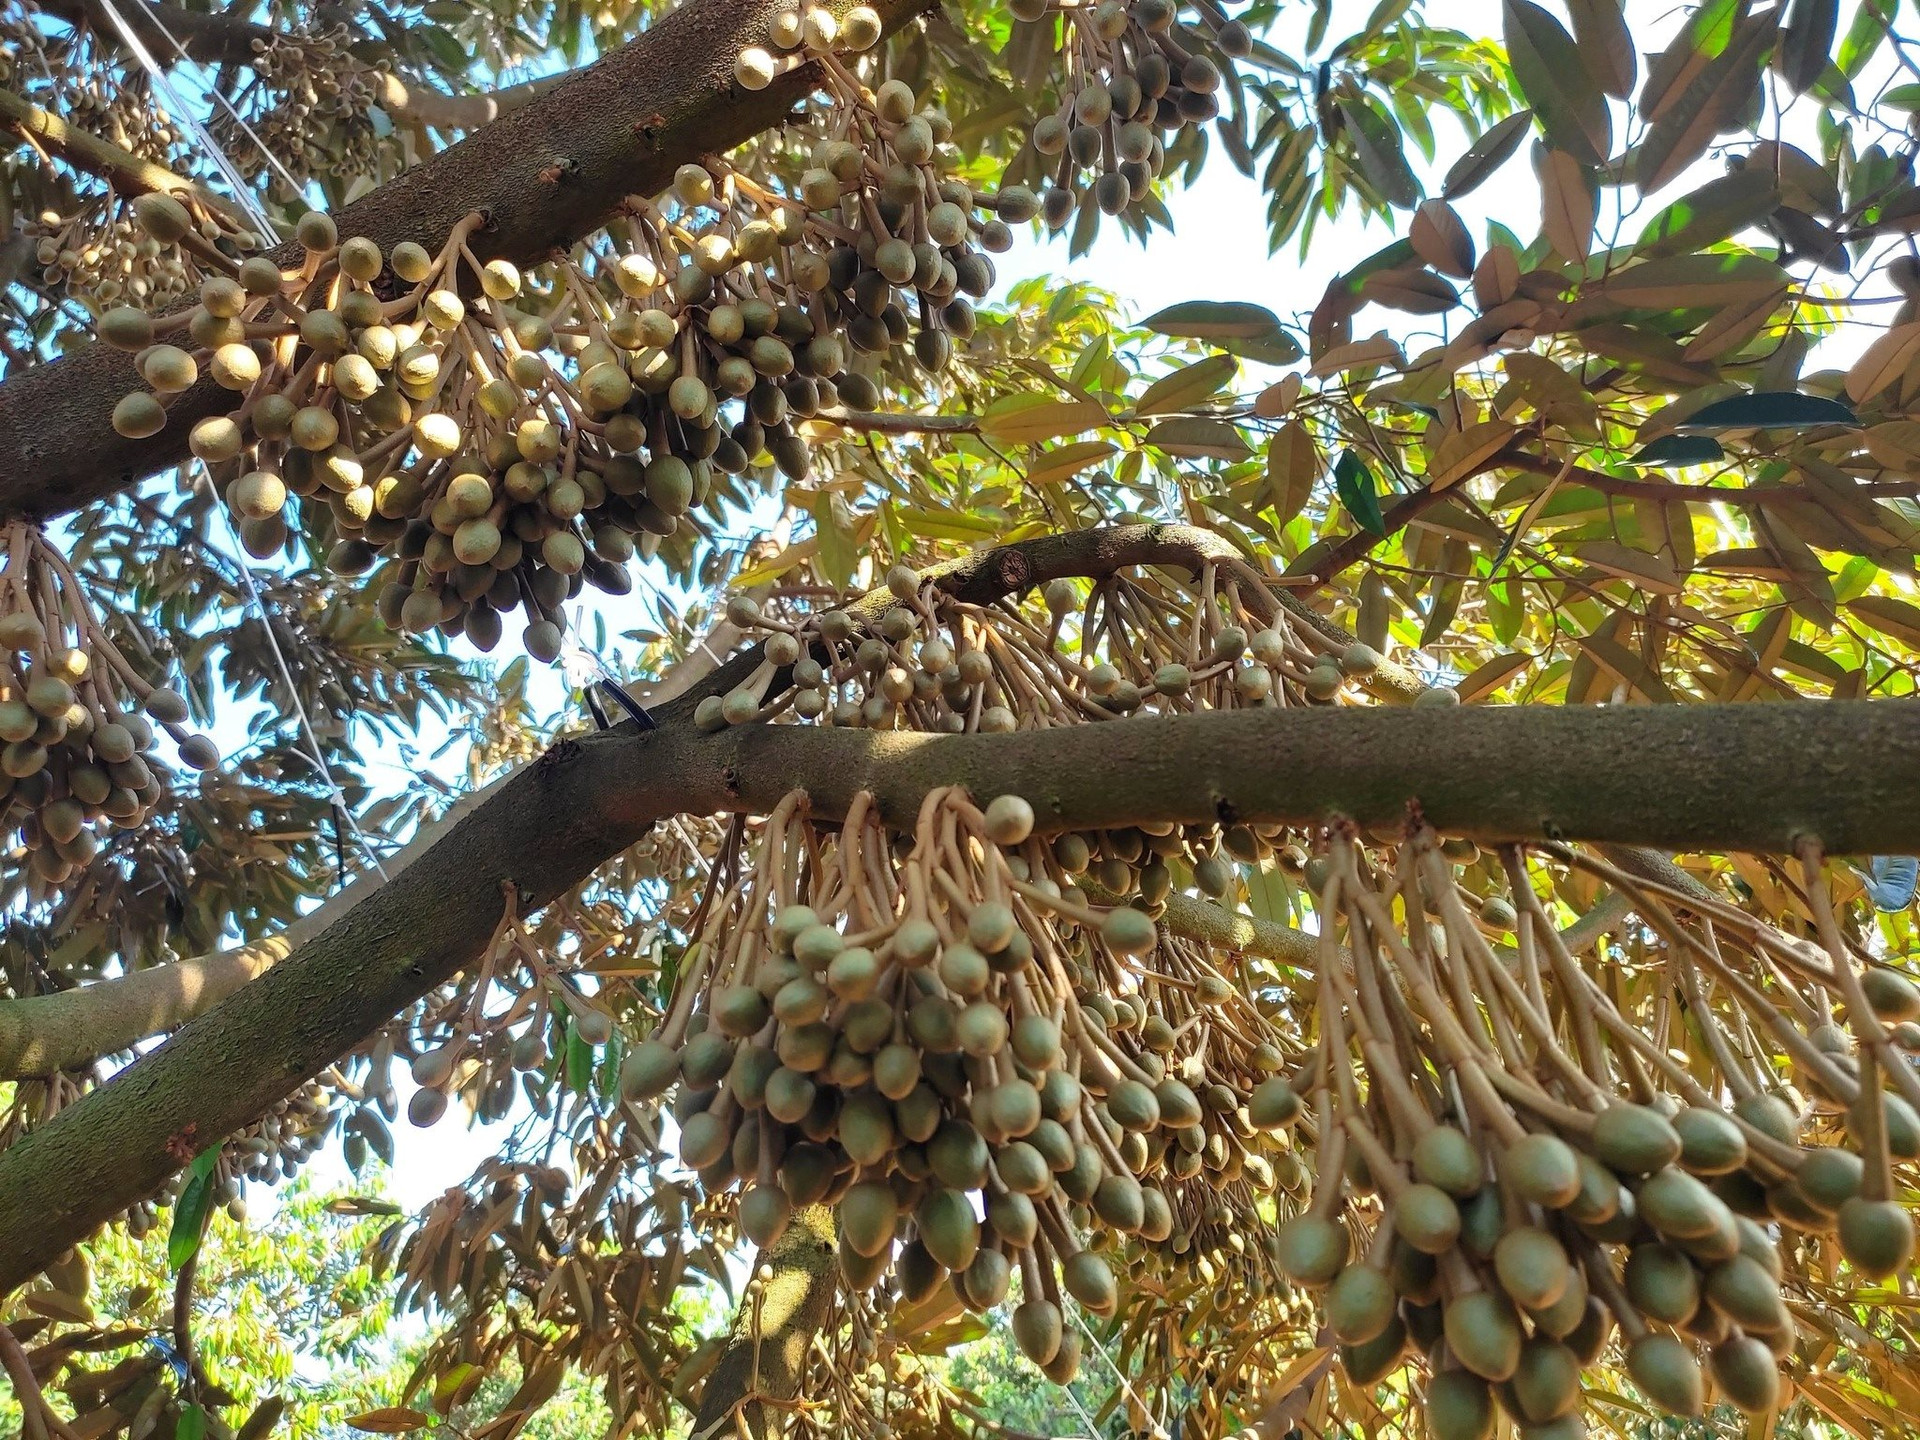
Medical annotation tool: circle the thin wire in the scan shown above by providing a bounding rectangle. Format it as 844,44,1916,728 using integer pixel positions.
191,465,390,882
89,0,286,238
90,0,386,878
1056,1376,1104,1440
111,0,304,217
1073,1308,1170,1440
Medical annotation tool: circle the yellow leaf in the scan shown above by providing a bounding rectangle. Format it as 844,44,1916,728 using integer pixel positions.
1847,595,1920,648
1426,420,1517,491
1456,651,1533,703
729,537,816,588
1847,323,1920,404
1574,632,1677,702
1537,149,1594,263
1863,421,1920,469
977,395,1109,445
1252,374,1302,419
1134,353,1237,416
1574,540,1684,595
345,1410,434,1434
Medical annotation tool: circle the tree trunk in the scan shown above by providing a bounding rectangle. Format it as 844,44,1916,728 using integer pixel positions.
691,1207,838,1440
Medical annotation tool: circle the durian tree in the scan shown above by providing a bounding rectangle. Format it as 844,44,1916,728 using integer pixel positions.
4,0,1920,1436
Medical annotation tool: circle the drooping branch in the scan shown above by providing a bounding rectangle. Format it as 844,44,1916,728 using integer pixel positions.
0,0,936,520
0,524,1914,1291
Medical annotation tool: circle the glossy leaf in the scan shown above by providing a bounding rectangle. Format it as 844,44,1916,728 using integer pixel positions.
1504,1,1611,164
1334,450,1387,534
167,1147,221,1270
1681,391,1858,430
1629,433,1728,466
1441,110,1535,199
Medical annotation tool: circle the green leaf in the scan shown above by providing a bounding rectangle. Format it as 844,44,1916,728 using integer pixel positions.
168,1147,220,1270
1336,94,1420,208
1141,301,1297,362
1837,0,1896,78
1629,434,1727,466
1334,450,1386,534
1597,252,1789,309
177,1406,207,1440
1504,0,1611,165
1134,354,1237,416
565,1022,592,1093
809,493,856,588
1143,417,1251,462
1846,595,1920,647
1441,110,1535,199
1681,391,1858,429
1778,0,1840,92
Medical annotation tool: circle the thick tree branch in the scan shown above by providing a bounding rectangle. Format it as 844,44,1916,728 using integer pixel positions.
0,0,935,519
0,939,284,1080
32,0,567,128
689,1206,837,1440
0,524,1914,1291
32,0,280,68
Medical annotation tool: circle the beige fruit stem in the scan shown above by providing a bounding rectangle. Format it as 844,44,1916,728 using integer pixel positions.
688,1204,838,1440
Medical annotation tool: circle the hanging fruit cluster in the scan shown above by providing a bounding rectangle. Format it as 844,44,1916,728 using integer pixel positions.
1006,0,1252,231
618,781,1297,1384
214,25,389,185
0,522,217,894
691,552,1434,740
96,9,1035,663
1269,830,1920,1436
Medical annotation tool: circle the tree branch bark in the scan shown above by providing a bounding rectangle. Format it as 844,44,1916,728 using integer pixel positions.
689,1206,838,1440
0,524,1914,1293
0,0,935,520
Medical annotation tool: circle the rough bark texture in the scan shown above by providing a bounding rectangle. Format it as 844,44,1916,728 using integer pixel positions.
690,1207,838,1440
0,0,934,520
0,525,1914,1289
